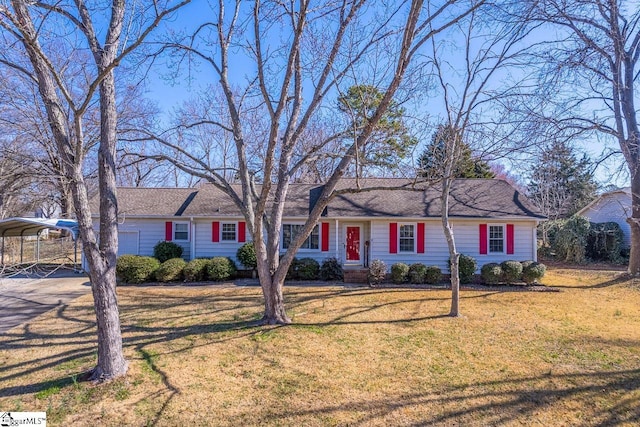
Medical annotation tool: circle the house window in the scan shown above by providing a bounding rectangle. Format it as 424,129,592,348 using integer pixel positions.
174,222,189,241
489,225,504,253
283,224,319,250
399,224,415,252
221,223,237,241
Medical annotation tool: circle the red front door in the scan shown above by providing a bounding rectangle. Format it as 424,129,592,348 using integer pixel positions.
346,226,360,262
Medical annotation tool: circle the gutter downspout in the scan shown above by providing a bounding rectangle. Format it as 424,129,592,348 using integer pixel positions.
190,218,196,261
334,219,339,261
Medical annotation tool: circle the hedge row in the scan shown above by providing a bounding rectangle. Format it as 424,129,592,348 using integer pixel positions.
116,255,237,284
480,260,546,285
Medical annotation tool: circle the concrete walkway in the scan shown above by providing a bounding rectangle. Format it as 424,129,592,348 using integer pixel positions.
0,270,91,334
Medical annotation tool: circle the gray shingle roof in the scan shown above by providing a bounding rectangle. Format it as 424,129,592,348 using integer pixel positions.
93,188,198,217
100,179,544,220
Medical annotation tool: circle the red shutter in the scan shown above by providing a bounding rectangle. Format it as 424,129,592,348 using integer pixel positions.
479,224,488,255
417,223,425,254
389,222,398,254
212,221,220,242
506,224,514,255
321,222,329,252
165,222,173,241
238,221,246,243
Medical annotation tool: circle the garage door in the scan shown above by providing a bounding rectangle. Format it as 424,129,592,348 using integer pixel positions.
118,231,139,256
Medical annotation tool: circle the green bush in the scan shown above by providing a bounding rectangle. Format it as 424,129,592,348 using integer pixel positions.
481,263,503,285
286,258,300,280
236,242,257,270
155,258,186,282
296,258,320,280
206,257,237,281
552,215,590,263
520,260,535,270
522,262,546,284
153,241,184,263
450,254,477,284
391,262,410,284
320,257,343,281
368,259,387,286
116,255,160,284
183,258,210,282
424,266,442,284
408,263,427,284
586,222,625,262
501,260,523,284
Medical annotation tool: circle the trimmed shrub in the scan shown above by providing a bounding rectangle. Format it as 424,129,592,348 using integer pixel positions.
236,242,257,270
450,254,477,284
183,258,210,282
391,263,410,284
368,259,387,286
320,257,343,281
522,262,546,284
155,258,186,282
296,258,320,280
408,263,427,284
501,260,523,284
520,260,535,270
116,255,160,284
206,257,237,281
481,263,503,285
424,266,442,284
153,241,183,263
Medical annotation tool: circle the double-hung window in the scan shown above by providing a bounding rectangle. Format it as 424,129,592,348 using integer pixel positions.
399,224,415,253
489,225,504,253
174,222,189,241
282,224,319,250
221,223,237,241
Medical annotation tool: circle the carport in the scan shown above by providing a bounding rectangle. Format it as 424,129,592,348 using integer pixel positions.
0,217,79,270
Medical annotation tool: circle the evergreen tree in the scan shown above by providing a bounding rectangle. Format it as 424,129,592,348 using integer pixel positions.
338,85,416,175
527,141,598,220
417,125,494,181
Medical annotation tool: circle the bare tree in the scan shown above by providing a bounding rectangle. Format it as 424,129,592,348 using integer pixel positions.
424,3,538,316
0,0,190,382
526,0,640,273
148,0,484,324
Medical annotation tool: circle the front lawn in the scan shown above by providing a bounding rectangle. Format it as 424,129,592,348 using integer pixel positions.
0,267,639,426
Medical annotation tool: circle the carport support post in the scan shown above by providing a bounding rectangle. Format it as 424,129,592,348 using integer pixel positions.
36,230,41,262
20,234,24,264
74,238,78,272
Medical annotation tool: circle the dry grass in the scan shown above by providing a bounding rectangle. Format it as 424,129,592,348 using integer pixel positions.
1,266,639,426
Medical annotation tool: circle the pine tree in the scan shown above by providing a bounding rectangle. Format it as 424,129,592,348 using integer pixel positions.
338,85,416,175
527,141,598,220
417,125,494,181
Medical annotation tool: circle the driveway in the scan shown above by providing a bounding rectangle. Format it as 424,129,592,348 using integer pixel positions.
0,270,91,334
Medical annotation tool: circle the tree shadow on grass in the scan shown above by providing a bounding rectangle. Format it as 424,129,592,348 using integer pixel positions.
552,273,633,289
223,368,640,426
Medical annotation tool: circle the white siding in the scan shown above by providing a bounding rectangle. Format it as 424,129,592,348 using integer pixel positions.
116,218,191,259
193,218,250,264
580,192,631,247
369,219,537,273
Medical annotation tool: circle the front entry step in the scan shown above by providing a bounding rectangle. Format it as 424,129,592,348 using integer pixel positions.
343,268,369,283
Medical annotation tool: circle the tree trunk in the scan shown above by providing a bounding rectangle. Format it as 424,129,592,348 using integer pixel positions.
260,278,290,325
628,172,640,275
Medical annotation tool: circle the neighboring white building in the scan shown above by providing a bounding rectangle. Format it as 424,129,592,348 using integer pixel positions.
578,188,631,248
91,179,545,274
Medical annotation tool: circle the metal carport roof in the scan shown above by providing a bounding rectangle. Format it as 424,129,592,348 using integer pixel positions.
0,217,78,239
